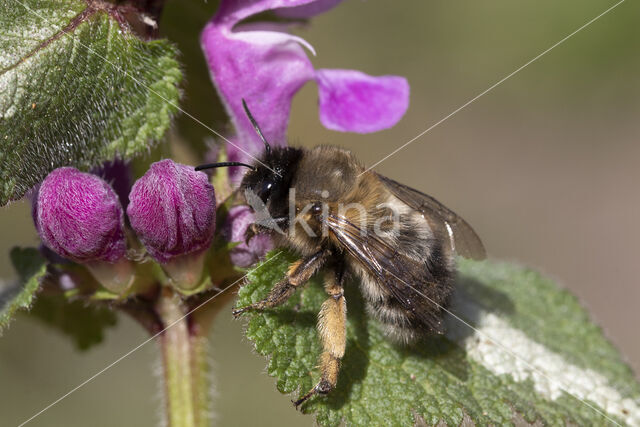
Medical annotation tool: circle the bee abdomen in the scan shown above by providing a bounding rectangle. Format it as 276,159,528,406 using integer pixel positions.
357,254,454,345
365,294,449,344
365,299,421,344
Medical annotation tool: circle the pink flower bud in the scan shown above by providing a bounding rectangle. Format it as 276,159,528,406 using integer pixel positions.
127,160,216,264
36,167,127,264
223,205,273,268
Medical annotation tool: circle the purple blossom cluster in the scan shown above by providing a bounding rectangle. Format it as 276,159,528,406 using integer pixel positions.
32,0,410,295
34,160,220,294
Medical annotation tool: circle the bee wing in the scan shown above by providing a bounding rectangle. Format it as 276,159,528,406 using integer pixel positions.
375,173,486,260
326,214,449,333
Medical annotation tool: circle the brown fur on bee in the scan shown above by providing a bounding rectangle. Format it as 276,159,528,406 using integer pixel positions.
200,102,485,408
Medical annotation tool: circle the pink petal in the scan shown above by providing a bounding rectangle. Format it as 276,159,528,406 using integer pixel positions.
274,0,344,18
203,0,331,164
222,205,273,268
214,0,324,27
201,24,315,164
315,69,410,133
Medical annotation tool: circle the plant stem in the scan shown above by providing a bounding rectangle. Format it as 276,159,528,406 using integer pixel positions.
157,287,211,427
190,331,210,426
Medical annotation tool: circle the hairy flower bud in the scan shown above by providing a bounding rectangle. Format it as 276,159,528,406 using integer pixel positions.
127,160,216,290
36,167,127,263
36,167,133,294
223,205,273,268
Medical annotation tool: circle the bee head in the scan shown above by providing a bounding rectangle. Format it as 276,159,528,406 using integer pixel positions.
240,146,302,205
195,99,302,218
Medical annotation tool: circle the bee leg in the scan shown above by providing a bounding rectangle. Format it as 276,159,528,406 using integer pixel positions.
244,216,289,244
243,223,262,244
293,269,346,408
232,248,329,317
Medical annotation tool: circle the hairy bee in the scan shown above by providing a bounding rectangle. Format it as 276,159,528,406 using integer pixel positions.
196,100,485,407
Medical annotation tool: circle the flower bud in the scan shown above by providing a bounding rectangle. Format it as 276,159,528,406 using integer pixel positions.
127,160,216,290
223,205,273,268
37,167,127,263
36,167,133,294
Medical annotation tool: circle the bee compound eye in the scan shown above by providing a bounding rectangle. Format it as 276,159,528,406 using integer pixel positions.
311,202,322,214
259,181,273,201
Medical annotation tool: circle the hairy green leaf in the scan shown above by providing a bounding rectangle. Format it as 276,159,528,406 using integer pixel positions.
237,252,640,426
28,293,117,350
0,247,46,331
0,0,182,205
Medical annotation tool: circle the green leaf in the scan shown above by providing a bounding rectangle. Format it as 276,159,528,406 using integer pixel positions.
0,0,182,205
237,252,640,426
28,292,117,351
0,247,46,331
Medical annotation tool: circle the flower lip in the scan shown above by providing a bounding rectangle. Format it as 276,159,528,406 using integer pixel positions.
127,159,216,264
201,0,410,172
315,69,410,133
36,167,127,264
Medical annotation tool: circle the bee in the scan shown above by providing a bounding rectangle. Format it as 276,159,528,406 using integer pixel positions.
196,100,486,407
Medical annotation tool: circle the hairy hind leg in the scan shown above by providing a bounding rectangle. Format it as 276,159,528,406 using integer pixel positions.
233,248,329,317
293,266,346,407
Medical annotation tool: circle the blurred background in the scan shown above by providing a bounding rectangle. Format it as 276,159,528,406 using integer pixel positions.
1,0,639,425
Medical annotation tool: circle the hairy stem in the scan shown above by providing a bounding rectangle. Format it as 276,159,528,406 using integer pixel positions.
157,288,211,427
190,332,211,426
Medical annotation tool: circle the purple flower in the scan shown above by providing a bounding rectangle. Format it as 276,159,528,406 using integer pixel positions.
273,0,343,18
35,167,127,264
201,0,409,169
127,160,216,264
315,69,410,132
223,205,274,268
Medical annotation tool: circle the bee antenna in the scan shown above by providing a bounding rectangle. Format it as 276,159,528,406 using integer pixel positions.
194,161,256,172
242,98,271,158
